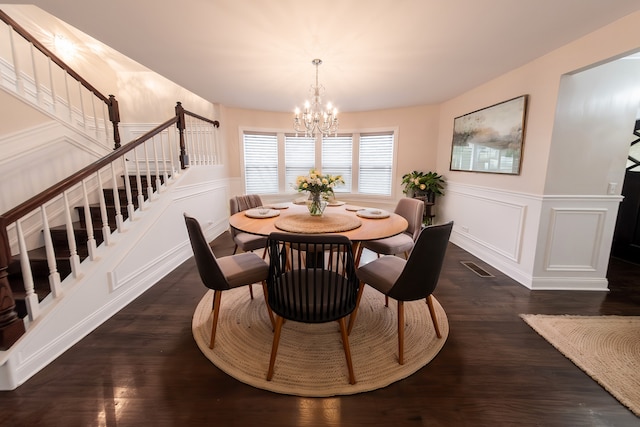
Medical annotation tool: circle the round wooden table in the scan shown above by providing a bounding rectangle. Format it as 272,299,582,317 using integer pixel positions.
228,202,408,242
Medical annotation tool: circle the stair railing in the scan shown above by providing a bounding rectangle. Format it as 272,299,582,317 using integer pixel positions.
0,9,121,149
0,102,220,350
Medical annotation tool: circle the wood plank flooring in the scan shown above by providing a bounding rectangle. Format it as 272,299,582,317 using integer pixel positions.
0,232,639,427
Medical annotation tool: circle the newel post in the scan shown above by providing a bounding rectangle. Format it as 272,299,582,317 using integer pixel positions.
108,95,121,150
0,217,25,350
176,102,188,169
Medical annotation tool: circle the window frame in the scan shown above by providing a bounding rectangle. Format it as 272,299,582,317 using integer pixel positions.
240,126,398,197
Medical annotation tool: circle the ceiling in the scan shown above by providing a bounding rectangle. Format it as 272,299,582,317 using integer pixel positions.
2,1,640,113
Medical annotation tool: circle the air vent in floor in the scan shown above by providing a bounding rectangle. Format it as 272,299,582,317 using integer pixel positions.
461,261,494,277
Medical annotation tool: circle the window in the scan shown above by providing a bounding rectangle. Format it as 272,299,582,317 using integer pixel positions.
242,129,395,196
322,134,352,193
359,132,394,195
243,132,278,194
284,134,315,191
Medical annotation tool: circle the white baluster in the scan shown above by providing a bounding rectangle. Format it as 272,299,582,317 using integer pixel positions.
63,191,82,278
40,205,62,298
133,147,145,209
160,131,170,185
81,180,97,260
122,157,135,219
91,96,99,141
30,44,42,104
144,142,154,200
96,170,111,246
47,58,57,115
63,71,72,122
153,137,163,193
110,163,124,232
16,219,39,321
168,125,177,177
78,81,87,131
8,25,24,94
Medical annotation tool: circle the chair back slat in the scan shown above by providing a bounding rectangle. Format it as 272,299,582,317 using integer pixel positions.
389,221,453,301
266,232,358,324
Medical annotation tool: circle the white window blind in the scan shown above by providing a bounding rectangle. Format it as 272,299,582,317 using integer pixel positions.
243,132,278,194
322,135,352,193
284,134,315,192
359,132,394,195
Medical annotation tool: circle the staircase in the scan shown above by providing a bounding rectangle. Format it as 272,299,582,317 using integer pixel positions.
7,174,165,318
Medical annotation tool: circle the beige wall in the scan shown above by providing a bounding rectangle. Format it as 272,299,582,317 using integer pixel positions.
437,10,640,196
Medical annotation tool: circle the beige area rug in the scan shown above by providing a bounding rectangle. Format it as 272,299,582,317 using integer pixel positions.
193,286,449,397
521,314,640,416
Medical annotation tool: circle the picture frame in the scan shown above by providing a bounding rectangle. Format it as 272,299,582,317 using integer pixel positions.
450,95,528,175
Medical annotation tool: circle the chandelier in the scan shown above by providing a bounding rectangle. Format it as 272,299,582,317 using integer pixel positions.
293,59,338,137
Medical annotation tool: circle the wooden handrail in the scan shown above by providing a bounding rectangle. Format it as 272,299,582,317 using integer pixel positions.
1,116,177,226
0,9,121,149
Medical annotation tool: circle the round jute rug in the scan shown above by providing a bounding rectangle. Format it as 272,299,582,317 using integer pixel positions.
192,285,449,397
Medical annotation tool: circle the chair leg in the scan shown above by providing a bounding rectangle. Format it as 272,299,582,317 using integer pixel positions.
347,281,365,335
248,284,254,299
209,290,222,349
338,317,356,384
385,295,389,307
267,316,285,381
261,281,275,330
426,295,442,338
233,244,239,255
397,300,404,365
354,244,364,267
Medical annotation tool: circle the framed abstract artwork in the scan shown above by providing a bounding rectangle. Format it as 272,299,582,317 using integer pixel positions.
450,95,528,175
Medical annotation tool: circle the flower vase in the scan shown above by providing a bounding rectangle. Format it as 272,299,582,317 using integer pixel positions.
307,192,327,216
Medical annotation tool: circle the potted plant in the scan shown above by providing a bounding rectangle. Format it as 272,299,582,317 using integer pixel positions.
401,170,445,203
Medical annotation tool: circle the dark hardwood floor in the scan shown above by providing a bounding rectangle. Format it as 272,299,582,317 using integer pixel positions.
1,232,639,427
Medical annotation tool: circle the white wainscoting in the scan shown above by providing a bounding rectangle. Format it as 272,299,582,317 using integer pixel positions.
0,168,231,390
441,182,621,291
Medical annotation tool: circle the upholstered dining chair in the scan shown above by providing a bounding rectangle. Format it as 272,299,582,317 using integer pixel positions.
229,194,269,255
265,232,359,384
230,194,269,298
349,221,453,365
355,197,424,266
184,213,274,349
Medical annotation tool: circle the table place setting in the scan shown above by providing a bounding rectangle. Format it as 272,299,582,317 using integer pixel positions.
356,208,390,219
244,207,281,218
264,202,289,209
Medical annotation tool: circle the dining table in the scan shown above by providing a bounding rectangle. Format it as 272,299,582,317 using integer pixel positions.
228,201,409,261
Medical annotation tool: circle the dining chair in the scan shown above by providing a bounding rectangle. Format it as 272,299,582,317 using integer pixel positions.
265,232,359,384
356,197,424,266
349,221,453,365
229,194,268,255
184,213,274,349
230,194,269,298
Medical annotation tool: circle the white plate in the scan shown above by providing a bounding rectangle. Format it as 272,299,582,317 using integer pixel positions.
293,197,308,205
245,208,280,218
265,203,289,209
344,205,366,211
326,200,346,206
356,208,390,219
